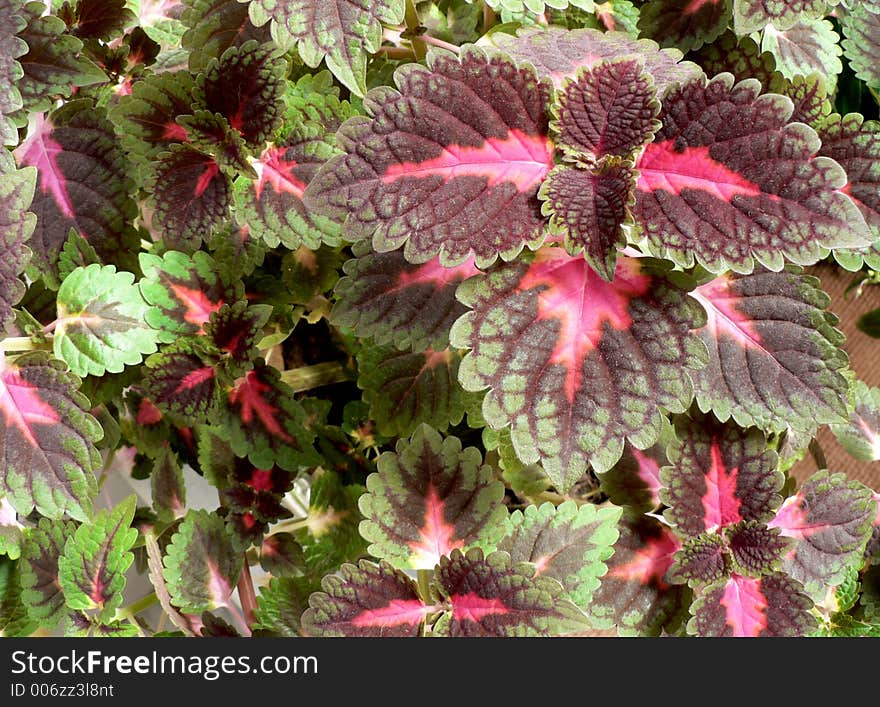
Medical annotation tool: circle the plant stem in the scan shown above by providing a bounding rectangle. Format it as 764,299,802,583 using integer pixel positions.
114,592,159,623
0,336,52,352
96,447,117,491
223,599,252,637
809,438,828,470
379,45,417,60
404,0,427,59
416,569,432,604
280,361,351,393
265,516,311,536
420,34,460,53
237,558,258,629
483,3,497,32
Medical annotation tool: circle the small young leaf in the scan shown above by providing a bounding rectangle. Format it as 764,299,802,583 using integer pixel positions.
19,517,75,629
688,572,816,636
725,521,791,576
498,501,621,610
0,351,101,521
143,347,219,424
690,268,851,434
432,548,588,637
54,263,159,377
333,244,479,353
302,559,427,637
205,301,272,370
670,533,727,585
661,415,783,537
58,495,138,619
452,247,706,491
163,509,242,613
304,48,553,268
769,471,876,598
598,441,667,512
359,425,507,569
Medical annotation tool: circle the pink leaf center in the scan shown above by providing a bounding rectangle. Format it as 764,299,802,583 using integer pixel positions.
248,468,275,493
228,371,293,443
768,493,816,542
253,146,307,200
637,141,768,202
136,397,163,426
701,442,742,531
0,366,61,445
352,599,434,628
607,529,680,588
450,592,509,623
14,113,75,218
172,366,215,396
195,160,220,198
630,448,663,506
519,250,651,401
720,574,768,637
381,129,553,192
407,484,463,568
691,275,765,350
167,282,223,333
390,255,480,294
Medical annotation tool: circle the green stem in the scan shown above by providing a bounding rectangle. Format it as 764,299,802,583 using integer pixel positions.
266,517,311,536
280,362,351,393
114,592,159,623
404,0,427,60
416,569,432,604
809,438,827,470
0,336,52,352
96,447,117,491
379,45,417,60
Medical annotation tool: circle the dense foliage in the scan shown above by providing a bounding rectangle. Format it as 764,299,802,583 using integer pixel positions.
1,0,879,638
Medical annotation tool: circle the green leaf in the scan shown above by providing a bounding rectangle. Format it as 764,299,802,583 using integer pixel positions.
260,533,305,577
246,0,405,96
0,556,37,636
58,495,138,620
19,517,75,629
54,264,160,377
359,425,507,569
253,575,317,636
840,2,880,91
0,1,28,146
498,500,622,610
830,380,880,461
0,149,36,333
760,18,842,93
0,497,23,559
163,509,242,613
151,448,186,521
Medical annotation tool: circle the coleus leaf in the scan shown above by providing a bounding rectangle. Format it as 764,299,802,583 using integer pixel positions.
204,301,272,371
816,114,880,271
149,145,231,250
333,244,479,353
840,3,880,90
13,101,139,285
292,468,367,576
254,575,316,636
0,150,36,332
357,345,473,438
732,0,827,34
259,533,304,577
498,500,621,610
109,70,197,167
0,497,23,559
143,347,220,424
433,548,588,637
139,249,235,342
54,263,159,377
452,247,706,491
58,495,137,619
598,441,667,512
490,26,702,95
0,556,37,636
19,517,75,629
302,559,427,637
689,267,850,433
305,47,554,268
151,448,186,521
67,0,136,40
181,0,271,71
176,109,252,176
196,40,285,147
246,0,404,96
16,2,107,113
589,514,690,636
0,0,28,146
540,161,637,281
759,18,842,92
688,572,816,636
163,509,242,613
661,415,783,537
633,72,871,274
0,351,100,522
137,0,186,47
773,72,832,128
359,425,507,570
692,31,778,89
486,0,596,12
221,362,317,471
637,0,732,53
218,457,294,542
830,381,880,462
769,471,876,598
552,57,659,163
57,228,100,283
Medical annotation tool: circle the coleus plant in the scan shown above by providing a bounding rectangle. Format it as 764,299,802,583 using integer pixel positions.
0,0,879,639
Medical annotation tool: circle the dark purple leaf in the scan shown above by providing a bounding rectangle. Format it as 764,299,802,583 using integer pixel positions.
638,0,732,52
0,151,35,331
